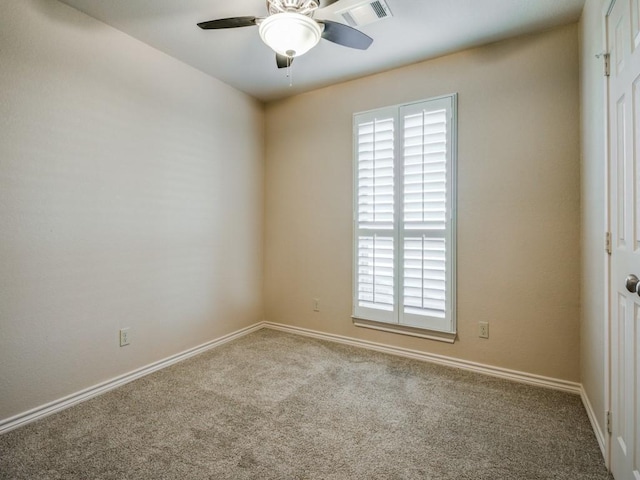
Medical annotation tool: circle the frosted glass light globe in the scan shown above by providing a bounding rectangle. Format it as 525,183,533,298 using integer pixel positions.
259,12,322,57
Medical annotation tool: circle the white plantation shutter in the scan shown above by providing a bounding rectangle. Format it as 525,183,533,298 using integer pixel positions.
354,95,456,334
399,99,453,331
353,108,397,323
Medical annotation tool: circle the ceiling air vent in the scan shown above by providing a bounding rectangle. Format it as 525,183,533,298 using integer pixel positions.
337,0,392,27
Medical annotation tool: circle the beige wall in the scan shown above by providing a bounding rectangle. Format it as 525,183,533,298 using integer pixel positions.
580,0,608,442
264,24,581,381
0,0,264,422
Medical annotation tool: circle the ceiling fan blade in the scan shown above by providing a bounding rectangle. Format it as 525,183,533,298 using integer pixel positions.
318,0,340,7
276,54,293,69
320,20,373,50
197,16,257,29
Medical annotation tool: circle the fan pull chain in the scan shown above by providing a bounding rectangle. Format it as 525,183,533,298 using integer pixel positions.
287,55,293,87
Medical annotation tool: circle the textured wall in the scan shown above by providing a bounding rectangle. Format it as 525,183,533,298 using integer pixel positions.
579,0,608,442
0,0,264,422
264,24,581,381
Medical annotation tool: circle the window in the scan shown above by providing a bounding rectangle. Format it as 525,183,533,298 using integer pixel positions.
352,95,457,338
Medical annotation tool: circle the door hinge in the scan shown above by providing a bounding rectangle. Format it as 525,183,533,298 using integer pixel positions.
605,231,612,255
606,410,612,434
596,52,611,77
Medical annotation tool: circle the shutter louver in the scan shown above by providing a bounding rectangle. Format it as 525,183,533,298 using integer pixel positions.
357,235,394,311
357,118,395,230
403,236,446,318
403,109,447,231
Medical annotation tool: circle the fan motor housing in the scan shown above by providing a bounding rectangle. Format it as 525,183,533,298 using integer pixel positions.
267,0,320,16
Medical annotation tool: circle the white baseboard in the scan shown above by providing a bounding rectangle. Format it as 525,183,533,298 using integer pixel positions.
0,322,263,435
580,385,606,457
262,322,582,394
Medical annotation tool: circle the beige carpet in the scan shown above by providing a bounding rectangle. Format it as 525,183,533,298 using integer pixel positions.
0,329,611,479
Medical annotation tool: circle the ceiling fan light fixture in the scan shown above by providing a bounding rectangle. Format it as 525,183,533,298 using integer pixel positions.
258,12,322,58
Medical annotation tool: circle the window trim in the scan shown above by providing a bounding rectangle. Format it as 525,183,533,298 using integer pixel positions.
352,93,458,339
351,317,457,343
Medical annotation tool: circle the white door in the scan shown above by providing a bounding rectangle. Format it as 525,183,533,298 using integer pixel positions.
608,0,640,478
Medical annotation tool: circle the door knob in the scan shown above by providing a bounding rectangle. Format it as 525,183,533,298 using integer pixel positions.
626,274,640,294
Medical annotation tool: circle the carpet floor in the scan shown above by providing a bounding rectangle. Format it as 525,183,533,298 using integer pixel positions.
0,329,612,479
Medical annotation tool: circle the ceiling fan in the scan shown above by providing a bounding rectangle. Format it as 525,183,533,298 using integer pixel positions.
197,0,373,69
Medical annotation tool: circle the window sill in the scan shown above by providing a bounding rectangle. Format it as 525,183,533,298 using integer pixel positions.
352,317,457,343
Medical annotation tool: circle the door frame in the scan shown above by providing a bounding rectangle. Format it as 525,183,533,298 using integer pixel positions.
603,0,614,471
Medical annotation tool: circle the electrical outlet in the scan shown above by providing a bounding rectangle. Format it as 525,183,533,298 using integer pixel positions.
478,322,489,339
313,298,320,312
119,328,131,347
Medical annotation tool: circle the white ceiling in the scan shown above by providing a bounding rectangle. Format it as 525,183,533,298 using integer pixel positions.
58,0,586,102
